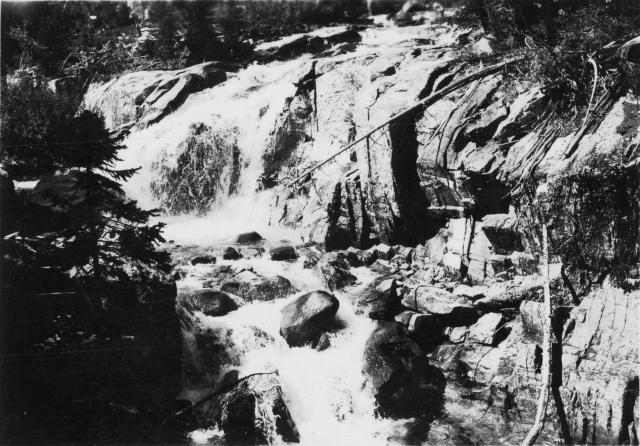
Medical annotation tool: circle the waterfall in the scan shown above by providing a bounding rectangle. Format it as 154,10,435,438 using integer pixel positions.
115,58,315,245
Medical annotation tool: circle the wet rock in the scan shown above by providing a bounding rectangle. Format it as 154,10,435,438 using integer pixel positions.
191,255,216,265
219,272,294,302
280,290,339,347
222,247,242,260
198,372,300,445
241,247,264,258
319,252,356,289
84,62,227,129
235,231,264,244
362,322,446,418
356,275,403,320
401,286,478,326
313,333,331,351
467,312,505,345
183,289,243,317
270,245,298,261
406,313,446,353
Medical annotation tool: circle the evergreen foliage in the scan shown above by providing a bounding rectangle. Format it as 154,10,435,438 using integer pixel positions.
1,80,170,282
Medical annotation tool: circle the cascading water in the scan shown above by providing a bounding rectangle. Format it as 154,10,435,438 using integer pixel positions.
117,57,314,245
181,261,411,445
96,15,464,444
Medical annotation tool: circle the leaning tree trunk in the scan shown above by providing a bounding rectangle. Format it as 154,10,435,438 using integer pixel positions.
522,223,552,446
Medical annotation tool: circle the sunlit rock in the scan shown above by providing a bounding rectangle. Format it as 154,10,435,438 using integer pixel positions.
280,290,339,347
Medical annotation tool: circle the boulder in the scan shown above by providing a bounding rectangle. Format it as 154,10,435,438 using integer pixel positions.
216,272,294,302
467,312,505,345
197,372,299,444
235,231,264,244
355,275,403,320
280,290,339,347
240,247,264,258
191,255,216,265
362,322,445,418
182,289,243,317
401,286,478,326
222,247,242,260
270,245,298,261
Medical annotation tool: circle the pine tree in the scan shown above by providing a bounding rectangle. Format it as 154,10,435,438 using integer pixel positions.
1,81,170,283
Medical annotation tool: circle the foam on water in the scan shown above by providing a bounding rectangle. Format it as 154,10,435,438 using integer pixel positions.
188,266,410,445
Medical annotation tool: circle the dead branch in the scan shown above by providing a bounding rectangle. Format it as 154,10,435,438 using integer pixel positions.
283,56,525,188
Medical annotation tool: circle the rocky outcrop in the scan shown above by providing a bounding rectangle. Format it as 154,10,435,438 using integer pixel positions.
280,290,340,347
429,286,639,445
83,62,227,130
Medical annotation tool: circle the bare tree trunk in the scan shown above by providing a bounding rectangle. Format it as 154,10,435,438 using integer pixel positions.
522,223,552,446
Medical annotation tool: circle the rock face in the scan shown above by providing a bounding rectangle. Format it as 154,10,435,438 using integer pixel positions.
362,321,446,418
430,286,639,445
83,62,227,129
280,290,339,347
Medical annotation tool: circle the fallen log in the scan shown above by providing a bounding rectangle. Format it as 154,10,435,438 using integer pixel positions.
284,56,526,188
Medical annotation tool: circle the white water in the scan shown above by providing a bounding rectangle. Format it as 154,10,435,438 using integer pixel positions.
182,264,410,445
118,57,317,246
101,16,466,444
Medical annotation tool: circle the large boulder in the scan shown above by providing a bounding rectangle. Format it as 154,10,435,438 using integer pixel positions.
182,289,243,317
235,231,264,244
362,322,445,418
196,372,300,444
270,245,298,261
280,290,339,347
218,271,295,302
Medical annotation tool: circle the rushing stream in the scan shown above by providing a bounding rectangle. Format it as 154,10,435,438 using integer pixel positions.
95,13,562,445
180,260,410,445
